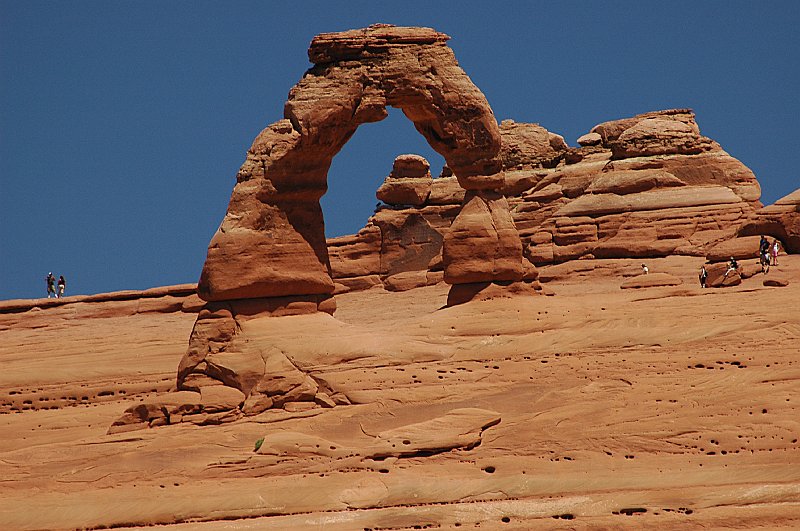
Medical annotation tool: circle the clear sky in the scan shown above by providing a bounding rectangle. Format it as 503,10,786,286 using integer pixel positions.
1,1,798,300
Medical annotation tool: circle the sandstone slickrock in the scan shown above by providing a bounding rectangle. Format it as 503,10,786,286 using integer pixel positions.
183,27,532,423
6,254,800,530
256,408,500,460
620,272,683,289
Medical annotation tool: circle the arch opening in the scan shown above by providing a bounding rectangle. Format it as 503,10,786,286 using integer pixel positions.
321,107,446,239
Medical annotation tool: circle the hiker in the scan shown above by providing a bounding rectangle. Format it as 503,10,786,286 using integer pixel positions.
723,256,739,279
46,272,56,298
641,264,649,275
759,235,772,269
699,265,708,288
57,276,66,298
771,239,780,266
760,247,770,274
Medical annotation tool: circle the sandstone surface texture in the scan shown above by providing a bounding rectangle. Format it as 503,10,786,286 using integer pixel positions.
2,255,799,529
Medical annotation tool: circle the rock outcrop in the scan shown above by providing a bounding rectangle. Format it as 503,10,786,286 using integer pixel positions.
376,154,433,206
114,29,777,429
327,108,764,293
122,25,532,429
738,188,800,253
198,24,521,305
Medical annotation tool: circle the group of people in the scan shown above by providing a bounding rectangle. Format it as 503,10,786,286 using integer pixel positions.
701,235,783,287
45,272,66,298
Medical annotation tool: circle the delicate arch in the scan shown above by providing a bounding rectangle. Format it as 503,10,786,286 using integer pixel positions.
199,25,514,302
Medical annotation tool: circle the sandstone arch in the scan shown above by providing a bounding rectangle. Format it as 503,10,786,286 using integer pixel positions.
198,24,523,304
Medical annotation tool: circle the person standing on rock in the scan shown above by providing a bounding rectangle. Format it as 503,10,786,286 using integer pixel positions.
57,275,66,298
723,257,739,279
46,272,56,298
771,239,780,266
699,265,708,288
641,264,649,275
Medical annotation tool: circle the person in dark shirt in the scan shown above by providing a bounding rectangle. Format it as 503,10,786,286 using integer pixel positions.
46,272,56,298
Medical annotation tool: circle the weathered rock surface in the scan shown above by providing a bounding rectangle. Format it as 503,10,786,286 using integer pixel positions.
443,191,524,284
199,25,513,303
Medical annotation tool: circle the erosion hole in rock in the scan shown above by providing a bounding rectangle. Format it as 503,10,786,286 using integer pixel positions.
322,108,446,239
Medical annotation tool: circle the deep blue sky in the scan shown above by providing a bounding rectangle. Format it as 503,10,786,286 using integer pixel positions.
1,1,798,299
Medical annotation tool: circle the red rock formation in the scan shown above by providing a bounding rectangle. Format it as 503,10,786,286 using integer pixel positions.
146,25,531,426
511,110,761,265
738,189,800,253
376,154,433,206
198,25,516,304
443,191,523,284
499,119,568,170
325,109,762,296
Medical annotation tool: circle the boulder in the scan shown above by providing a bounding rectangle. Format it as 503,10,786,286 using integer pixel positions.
590,108,701,145
199,385,246,413
705,262,742,288
499,120,568,169
577,132,602,146
611,118,717,159
376,155,433,206
706,236,762,262
383,271,429,292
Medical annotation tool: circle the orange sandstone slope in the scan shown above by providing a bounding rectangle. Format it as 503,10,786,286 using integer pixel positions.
0,255,798,530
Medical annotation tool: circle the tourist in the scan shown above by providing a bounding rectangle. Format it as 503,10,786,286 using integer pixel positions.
723,256,739,279
641,264,649,275
699,265,708,288
771,239,780,266
57,275,66,298
46,272,56,298
759,235,770,271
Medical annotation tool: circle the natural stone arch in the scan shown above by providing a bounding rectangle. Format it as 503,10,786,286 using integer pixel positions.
198,24,522,304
